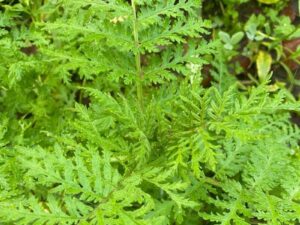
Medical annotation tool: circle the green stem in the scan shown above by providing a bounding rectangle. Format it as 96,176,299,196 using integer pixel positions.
131,0,143,107
204,177,221,187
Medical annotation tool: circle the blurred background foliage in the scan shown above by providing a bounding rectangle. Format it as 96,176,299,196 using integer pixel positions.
203,0,300,97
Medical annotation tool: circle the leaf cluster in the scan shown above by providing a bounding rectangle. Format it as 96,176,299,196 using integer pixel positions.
0,1,300,225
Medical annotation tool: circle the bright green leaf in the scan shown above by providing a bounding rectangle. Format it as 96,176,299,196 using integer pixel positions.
256,51,272,82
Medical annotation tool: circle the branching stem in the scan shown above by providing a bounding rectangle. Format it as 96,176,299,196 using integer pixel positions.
131,0,143,108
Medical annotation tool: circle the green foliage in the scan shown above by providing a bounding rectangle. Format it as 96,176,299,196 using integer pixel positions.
204,0,300,90
0,0,300,225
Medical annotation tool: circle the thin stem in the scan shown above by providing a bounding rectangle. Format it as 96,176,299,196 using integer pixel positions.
131,0,143,107
204,177,221,187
